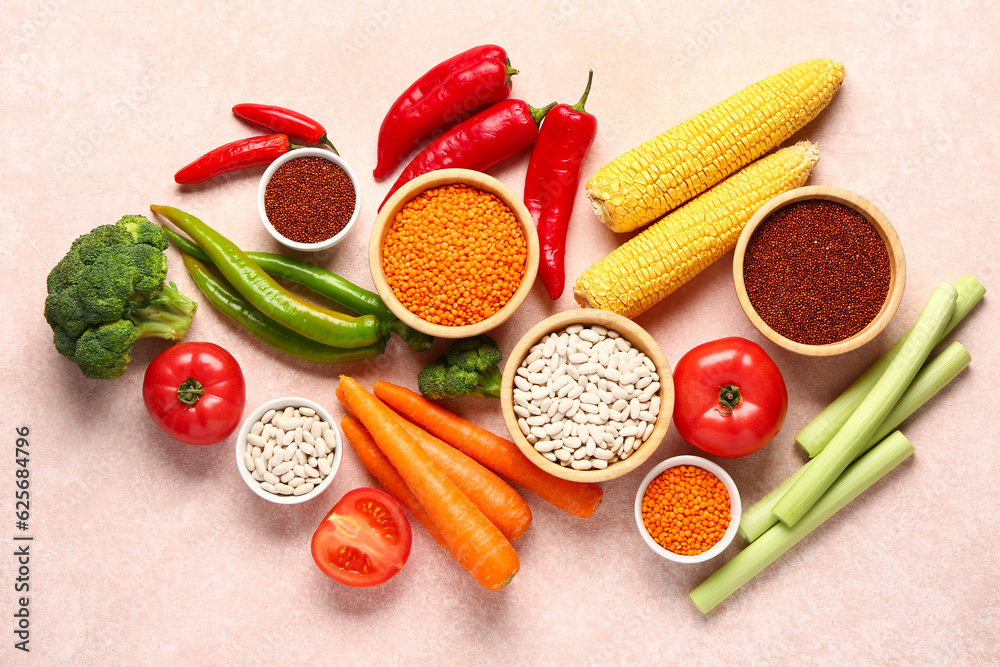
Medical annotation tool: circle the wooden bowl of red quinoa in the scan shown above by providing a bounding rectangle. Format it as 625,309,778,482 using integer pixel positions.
732,186,906,357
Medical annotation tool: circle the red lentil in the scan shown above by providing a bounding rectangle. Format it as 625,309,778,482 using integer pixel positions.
381,184,526,326
742,200,890,345
264,157,355,244
641,465,731,556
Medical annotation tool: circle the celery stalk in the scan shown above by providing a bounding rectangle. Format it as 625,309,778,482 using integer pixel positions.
772,284,956,527
691,431,914,614
738,341,970,542
795,275,985,458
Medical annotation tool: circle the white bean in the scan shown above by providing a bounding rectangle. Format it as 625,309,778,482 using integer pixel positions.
534,440,557,453
544,422,564,436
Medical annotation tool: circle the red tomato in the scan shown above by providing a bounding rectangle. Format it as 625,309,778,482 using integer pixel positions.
311,488,412,587
142,342,246,445
671,337,787,458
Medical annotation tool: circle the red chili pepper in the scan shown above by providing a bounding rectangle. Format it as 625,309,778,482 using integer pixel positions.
374,45,518,180
523,71,598,300
379,99,555,211
232,104,339,155
174,134,293,185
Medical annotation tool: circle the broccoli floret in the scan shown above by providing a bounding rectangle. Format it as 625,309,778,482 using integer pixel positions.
417,335,503,400
44,215,198,379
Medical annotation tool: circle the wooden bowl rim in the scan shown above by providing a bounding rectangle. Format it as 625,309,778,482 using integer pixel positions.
500,309,674,483
368,169,539,339
732,186,906,357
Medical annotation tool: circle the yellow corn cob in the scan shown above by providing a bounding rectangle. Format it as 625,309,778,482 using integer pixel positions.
575,141,820,318
586,59,843,233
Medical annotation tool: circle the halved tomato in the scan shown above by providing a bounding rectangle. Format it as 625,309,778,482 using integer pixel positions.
311,488,413,587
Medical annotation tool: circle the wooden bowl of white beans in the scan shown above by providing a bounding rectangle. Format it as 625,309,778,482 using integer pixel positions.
500,310,673,483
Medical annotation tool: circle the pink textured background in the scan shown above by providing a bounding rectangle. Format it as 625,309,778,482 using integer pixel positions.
2,1,998,664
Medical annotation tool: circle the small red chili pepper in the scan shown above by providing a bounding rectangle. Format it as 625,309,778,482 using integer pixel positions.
379,98,555,211
523,70,598,299
232,104,339,155
174,134,296,185
374,45,517,179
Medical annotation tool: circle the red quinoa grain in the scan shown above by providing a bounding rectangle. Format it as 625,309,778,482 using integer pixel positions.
742,200,891,345
264,157,355,244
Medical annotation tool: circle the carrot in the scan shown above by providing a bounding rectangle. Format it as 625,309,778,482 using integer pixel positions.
338,376,519,591
373,381,604,518
395,418,532,541
340,415,449,552
339,385,531,541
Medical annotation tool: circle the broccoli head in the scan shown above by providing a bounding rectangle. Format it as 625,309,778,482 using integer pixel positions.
44,215,198,379
417,335,503,400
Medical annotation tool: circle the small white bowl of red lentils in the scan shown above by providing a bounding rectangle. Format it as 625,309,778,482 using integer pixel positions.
257,147,360,252
634,455,742,563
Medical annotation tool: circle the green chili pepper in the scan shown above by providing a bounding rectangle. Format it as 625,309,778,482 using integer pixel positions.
182,253,386,364
163,227,433,352
152,205,382,349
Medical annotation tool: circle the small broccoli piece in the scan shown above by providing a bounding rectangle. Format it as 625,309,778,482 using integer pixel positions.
417,335,503,400
44,215,198,379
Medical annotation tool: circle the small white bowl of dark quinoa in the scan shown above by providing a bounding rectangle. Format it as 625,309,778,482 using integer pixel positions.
258,147,360,252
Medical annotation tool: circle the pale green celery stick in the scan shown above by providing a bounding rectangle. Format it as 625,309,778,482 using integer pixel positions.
772,284,955,527
691,431,914,614
795,275,985,457
738,341,970,542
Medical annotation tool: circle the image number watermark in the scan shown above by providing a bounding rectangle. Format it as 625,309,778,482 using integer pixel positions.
13,426,31,653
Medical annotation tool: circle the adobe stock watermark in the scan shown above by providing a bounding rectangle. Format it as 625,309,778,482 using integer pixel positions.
61,70,161,177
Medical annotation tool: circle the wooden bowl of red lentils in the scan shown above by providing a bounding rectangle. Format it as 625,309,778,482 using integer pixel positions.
634,455,741,563
369,169,539,338
733,186,906,357
258,148,360,252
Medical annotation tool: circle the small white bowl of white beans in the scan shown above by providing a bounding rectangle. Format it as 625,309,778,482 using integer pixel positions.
235,396,342,505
